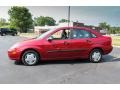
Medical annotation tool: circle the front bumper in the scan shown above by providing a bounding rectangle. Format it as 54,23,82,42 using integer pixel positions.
8,49,21,60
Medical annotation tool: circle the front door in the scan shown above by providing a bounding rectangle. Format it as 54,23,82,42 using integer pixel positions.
43,29,71,60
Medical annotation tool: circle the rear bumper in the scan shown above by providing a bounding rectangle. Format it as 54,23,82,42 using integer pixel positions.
103,46,113,55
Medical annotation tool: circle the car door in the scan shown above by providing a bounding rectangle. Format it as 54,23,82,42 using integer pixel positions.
63,28,93,58
42,29,70,60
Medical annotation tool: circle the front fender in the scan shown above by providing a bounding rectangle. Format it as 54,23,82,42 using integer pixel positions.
19,45,44,58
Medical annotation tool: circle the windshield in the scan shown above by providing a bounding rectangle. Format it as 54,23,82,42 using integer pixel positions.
36,29,55,39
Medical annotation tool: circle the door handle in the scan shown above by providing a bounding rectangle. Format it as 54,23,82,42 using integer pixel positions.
56,48,60,50
64,41,69,45
86,40,91,43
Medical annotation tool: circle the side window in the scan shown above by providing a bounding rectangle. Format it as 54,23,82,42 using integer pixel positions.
50,29,70,40
70,29,91,39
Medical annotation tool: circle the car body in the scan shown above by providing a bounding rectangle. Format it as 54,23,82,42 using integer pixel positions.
8,27,113,65
0,28,17,36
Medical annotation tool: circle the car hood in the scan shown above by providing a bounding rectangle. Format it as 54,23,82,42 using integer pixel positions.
10,38,41,50
19,38,37,44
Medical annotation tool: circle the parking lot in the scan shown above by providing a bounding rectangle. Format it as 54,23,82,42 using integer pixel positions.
0,35,120,84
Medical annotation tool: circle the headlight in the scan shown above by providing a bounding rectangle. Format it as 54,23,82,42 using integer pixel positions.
8,48,20,55
9,43,19,51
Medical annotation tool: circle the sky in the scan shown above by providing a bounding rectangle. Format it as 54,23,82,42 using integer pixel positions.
0,6,120,26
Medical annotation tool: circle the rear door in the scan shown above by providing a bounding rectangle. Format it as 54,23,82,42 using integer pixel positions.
63,28,93,58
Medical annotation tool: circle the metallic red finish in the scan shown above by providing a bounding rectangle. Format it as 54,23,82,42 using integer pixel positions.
8,27,113,61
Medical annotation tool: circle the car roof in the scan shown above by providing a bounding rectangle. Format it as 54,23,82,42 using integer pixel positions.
56,26,95,31
55,26,102,36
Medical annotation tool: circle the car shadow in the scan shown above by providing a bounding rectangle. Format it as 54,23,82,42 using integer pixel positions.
102,55,120,63
14,59,90,66
39,59,90,65
14,55,120,66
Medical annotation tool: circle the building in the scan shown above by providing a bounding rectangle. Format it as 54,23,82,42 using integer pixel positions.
34,25,58,35
34,22,105,35
34,22,85,34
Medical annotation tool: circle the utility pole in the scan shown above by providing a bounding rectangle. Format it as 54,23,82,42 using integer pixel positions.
68,6,70,27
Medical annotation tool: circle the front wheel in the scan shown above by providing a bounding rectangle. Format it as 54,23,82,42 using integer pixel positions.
1,33,3,36
1,33,4,36
21,50,40,66
89,49,102,63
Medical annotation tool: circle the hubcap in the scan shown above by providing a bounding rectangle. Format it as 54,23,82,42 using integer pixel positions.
24,53,37,65
92,51,101,62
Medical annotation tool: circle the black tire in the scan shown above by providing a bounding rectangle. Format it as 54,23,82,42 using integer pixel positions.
89,49,102,63
21,50,40,66
1,33,3,36
15,32,17,35
1,33,4,36
12,33,15,36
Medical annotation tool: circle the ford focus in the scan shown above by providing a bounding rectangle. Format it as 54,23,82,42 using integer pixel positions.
8,27,113,66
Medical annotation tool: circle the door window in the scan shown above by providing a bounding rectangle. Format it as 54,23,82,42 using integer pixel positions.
70,29,92,39
50,29,70,40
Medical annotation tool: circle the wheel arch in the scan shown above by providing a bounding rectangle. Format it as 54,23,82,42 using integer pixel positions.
20,48,41,60
90,47,104,55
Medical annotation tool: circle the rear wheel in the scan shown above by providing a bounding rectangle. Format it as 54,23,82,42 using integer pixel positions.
21,50,40,66
89,49,102,63
1,33,5,36
12,33,15,36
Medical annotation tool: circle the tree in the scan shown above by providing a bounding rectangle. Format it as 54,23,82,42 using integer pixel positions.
8,6,33,33
59,19,69,23
34,16,56,26
99,22,111,34
99,22,108,29
110,27,120,34
45,16,56,26
0,18,9,27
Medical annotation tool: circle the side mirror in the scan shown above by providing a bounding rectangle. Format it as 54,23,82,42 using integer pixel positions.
47,36,53,42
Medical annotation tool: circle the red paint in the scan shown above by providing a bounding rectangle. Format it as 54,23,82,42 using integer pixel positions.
8,27,112,61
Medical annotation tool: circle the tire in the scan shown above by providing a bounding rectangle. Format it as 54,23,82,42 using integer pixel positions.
12,33,15,36
89,49,102,63
15,32,17,36
21,50,40,66
1,33,4,36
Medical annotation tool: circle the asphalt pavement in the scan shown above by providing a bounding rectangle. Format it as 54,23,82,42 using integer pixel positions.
0,35,120,84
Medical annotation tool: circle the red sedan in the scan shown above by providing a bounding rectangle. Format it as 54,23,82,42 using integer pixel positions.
8,27,113,66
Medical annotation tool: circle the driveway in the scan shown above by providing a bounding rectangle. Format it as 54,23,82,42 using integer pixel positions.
0,36,120,84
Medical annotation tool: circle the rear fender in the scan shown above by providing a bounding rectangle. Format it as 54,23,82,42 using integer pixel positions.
90,45,104,54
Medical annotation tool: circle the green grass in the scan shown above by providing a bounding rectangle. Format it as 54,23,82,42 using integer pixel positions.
111,36,120,46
